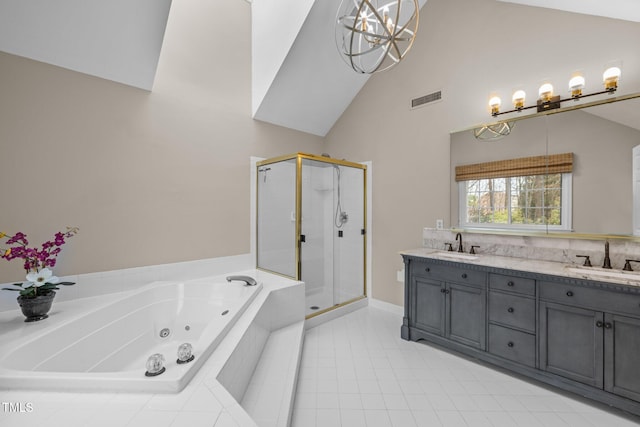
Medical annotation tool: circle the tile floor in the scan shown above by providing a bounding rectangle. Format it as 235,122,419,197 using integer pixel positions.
291,306,640,427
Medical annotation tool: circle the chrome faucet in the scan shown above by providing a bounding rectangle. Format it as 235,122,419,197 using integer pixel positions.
455,233,464,253
603,241,612,269
226,275,258,286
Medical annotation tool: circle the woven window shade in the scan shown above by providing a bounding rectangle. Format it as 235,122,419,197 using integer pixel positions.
455,153,573,182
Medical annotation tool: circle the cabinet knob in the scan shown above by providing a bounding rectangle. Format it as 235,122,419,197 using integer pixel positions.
425,268,430,272
461,273,468,279
507,342,514,348
445,289,450,294
566,291,574,297
507,307,514,313
596,321,604,328
507,281,514,287
440,288,446,293
605,322,613,329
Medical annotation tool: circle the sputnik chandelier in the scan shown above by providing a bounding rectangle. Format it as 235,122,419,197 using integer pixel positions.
335,0,419,74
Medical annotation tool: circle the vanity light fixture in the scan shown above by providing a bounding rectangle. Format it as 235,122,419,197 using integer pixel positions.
488,66,621,117
335,0,419,74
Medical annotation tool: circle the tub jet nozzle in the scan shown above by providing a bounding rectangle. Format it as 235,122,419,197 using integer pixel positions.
145,353,166,377
177,343,195,364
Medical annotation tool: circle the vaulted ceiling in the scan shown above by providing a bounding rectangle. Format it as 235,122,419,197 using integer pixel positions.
0,0,171,90
0,0,638,134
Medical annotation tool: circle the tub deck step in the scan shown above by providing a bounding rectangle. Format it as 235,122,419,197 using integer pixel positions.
240,321,305,427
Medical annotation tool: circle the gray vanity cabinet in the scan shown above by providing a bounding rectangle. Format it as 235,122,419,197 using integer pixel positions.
413,276,445,335
488,274,536,368
605,314,640,402
539,301,604,388
402,252,640,416
539,280,640,402
405,257,486,350
447,282,486,349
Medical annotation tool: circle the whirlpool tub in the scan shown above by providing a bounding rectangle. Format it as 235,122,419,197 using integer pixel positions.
0,278,262,393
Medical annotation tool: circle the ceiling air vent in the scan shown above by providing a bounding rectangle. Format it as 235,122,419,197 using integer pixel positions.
410,90,442,110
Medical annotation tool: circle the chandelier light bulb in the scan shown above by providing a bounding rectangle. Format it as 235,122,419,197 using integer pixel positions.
512,90,526,110
489,96,501,115
538,83,554,102
603,67,621,91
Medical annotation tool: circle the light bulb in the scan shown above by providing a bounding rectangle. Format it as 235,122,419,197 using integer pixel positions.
569,75,585,98
489,96,501,115
603,67,621,91
360,12,368,32
512,90,526,110
538,83,554,102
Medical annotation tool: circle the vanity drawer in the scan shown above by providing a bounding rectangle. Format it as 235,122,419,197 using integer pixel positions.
412,259,486,285
539,281,640,316
490,274,535,296
489,292,536,332
488,324,536,368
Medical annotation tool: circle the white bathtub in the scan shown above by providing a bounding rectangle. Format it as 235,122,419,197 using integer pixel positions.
0,278,262,393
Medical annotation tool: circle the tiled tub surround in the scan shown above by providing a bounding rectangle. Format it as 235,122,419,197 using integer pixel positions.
423,228,640,270
0,269,305,427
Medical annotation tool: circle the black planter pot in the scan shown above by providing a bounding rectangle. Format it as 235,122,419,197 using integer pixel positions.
17,291,56,322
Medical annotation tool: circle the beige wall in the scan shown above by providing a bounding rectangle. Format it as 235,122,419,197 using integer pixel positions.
0,0,323,283
324,0,640,305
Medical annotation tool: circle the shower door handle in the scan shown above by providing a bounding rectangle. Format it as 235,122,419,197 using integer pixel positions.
300,235,306,243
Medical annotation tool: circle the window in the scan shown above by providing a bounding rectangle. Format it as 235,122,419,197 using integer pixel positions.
459,173,572,230
455,153,573,231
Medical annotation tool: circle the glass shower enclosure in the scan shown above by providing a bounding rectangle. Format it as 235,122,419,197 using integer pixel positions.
257,153,367,318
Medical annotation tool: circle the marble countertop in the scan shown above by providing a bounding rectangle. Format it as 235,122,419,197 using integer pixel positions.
401,248,640,288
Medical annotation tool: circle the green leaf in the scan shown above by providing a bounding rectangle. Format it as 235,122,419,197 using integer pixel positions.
2,287,21,292
56,282,75,286
19,289,35,297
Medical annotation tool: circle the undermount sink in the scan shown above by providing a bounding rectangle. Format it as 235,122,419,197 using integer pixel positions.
565,265,640,283
434,251,479,261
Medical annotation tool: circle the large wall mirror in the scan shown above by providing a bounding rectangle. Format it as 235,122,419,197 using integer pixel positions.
450,95,640,237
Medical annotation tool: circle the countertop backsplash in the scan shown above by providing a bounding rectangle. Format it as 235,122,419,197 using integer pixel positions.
423,228,640,270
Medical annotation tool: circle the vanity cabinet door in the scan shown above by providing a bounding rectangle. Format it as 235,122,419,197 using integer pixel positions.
604,314,640,402
412,276,445,336
539,301,604,388
447,282,486,350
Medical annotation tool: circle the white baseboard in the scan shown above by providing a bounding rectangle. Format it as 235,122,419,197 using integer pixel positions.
368,298,404,316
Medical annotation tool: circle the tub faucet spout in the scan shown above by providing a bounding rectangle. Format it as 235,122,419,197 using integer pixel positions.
226,275,258,286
